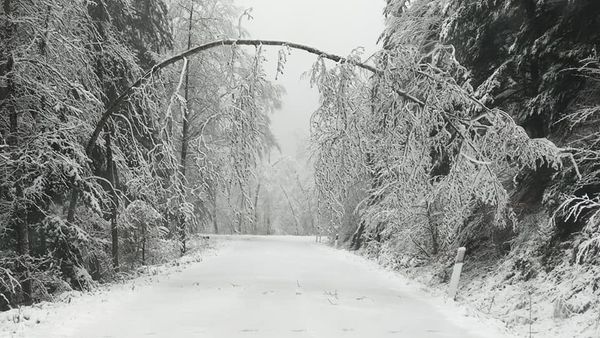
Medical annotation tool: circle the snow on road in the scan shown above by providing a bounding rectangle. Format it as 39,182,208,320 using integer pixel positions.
2,236,515,338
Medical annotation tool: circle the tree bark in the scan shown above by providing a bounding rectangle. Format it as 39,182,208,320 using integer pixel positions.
237,189,245,234
350,151,381,250
265,198,272,235
177,3,194,255
2,0,32,305
179,2,194,185
141,235,146,265
105,126,119,270
212,188,219,234
252,183,261,234
66,190,78,222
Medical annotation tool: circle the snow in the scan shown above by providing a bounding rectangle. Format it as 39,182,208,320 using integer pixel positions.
1,236,516,338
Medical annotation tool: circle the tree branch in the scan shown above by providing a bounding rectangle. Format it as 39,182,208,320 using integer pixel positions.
67,39,425,223
85,39,423,155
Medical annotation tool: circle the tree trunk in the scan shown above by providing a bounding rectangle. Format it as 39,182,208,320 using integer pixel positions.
180,4,193,180
2,0,32,305
350,152,381,250
105,126,119,270
425,202,439,255
252,183,261,234
350,221,366,250
15,219,31,305
40,226,47,255
212,187,219,234
177,3,194,254
295,177,315,234
280,185,300,235
66,190,78,222
266,199,272,236
350,83,379,248
238,192,245,234
141,233,146,266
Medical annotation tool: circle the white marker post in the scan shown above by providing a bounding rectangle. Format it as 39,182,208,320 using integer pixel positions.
447,247,466,301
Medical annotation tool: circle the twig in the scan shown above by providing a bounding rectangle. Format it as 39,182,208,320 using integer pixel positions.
409,234,431,258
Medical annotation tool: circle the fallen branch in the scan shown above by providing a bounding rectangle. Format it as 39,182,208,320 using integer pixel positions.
86,39,422,155
67,39,427,222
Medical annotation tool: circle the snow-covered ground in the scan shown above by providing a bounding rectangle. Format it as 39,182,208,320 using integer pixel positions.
1,236,516,337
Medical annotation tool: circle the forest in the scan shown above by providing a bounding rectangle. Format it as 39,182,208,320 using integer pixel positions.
1,0,599,334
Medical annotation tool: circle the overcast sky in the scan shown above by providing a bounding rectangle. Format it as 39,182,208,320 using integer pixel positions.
235,0,386,157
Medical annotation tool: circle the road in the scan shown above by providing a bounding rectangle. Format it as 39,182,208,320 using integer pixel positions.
5,236,512,338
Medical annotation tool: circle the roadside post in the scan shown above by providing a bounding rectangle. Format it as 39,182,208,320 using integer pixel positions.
447,247,466,301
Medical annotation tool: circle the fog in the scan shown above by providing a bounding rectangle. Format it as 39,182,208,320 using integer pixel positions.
235,0,385,156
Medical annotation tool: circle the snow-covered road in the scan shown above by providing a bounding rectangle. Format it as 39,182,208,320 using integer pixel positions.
3,236,514,338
